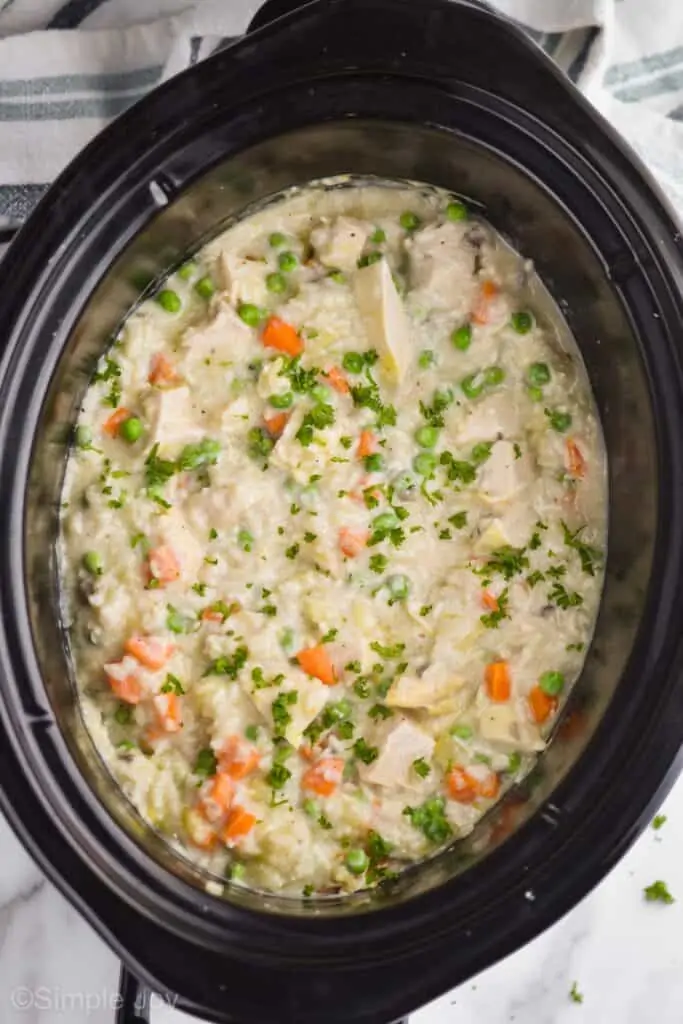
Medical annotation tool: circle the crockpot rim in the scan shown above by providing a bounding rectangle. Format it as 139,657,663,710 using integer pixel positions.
0,0,682,1019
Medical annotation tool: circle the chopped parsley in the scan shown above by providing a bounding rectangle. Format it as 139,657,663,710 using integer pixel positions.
266,762,292,790
160,673,185,695
279,355,320,394
369,553,388,574
449,511,468,529
413,757,431,779
191,582,208,597
439,451,477,485
370,641,406,659
285,543,300,560
296,401,335,446
177,438,221,471
480,587,510,628
526,570,545,587
478,546,529,582
166,605,195,634
352,737,379,764
144,443,177,491
569,983,583,1005
404,796,452,844
203,645,249,679
272,690,298,738
644,880,674,904
547,582,584,609
561,520,603,576
320,628,338,644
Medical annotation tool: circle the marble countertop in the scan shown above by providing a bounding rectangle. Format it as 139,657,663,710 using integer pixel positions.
1,779,681,1024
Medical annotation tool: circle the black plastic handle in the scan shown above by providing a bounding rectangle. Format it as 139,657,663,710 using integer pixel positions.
116,966,150,1024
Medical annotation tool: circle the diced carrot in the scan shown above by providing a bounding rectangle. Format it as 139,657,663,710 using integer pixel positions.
325,366,350,394
263,411,289,438
296,645,337,685
481,591,499,612
201,608,224,623
153,692,183,733
149,352,179,386
299,744,315,762
566,438,586,479
201,771,236,815
477,771,501,800
447,766,479,804
103,407,131,437
147,545,181,586
105,667,142,705
125,635,175,671
338,527,369,558
222,806,257,845
219,736,260,780
261,316,304,357
357,430,377,459
302,757,345,797
528,684,557,724
472,279,499,325
484,660,511,702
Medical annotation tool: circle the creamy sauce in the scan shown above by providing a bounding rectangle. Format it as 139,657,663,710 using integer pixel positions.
60,182,606,895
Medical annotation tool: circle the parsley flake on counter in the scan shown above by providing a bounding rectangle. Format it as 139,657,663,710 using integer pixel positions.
652,814,667,830
644,880,674,904
569,982,583,1005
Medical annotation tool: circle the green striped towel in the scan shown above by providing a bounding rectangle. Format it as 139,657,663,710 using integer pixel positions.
0,0,681,229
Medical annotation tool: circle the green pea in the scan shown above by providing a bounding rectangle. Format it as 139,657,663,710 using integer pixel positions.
418,349,435,369
119,416,143,443
451,323,472,351
266,272,287,294
415,425,439,449
461,373,484,399
507,752,522,774
413,452,438,476
269,232,287,248
528,385,544,403
363,453,384,473
194,276,216,299
451,723,473,740
345,848,369,875
269,391,293,409
484,365,505,387
177,260,197,280
511,311,534,334
278,251,299,273
74,425,92,449
399,211,420,232
326,699,352,722
370,227,386,244
303,798,318,818
156,289,181,314
342,351,364,374
238,303,267,327
387,574,410,600
373,512,399,533
227,862,246,882
357,251,382,268
311,384,331,404
393,471,417,497
237,529,254,552
245,724,259,741
435,387,454,408
527,362,550,386
446,199,468,221
83,551,103,575
547,409,572,433
539,670,565,697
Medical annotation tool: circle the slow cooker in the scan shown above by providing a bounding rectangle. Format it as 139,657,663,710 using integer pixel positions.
0,0,682,1021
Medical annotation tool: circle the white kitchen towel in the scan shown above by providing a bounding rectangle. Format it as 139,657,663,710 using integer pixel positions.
0,0,681,228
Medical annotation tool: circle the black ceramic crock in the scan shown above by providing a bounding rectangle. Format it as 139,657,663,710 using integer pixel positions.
0,1,682,1022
